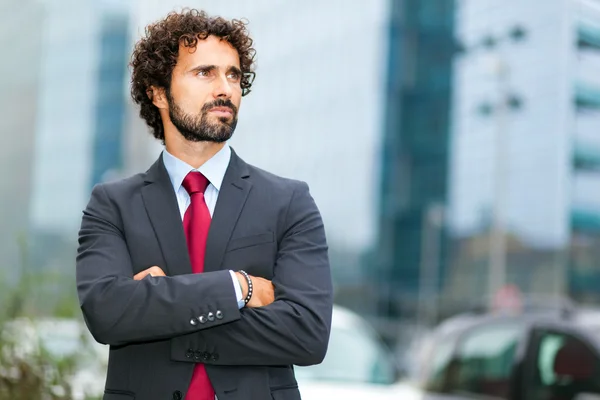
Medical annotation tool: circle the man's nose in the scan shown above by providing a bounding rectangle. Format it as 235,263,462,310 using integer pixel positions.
213,75,233,98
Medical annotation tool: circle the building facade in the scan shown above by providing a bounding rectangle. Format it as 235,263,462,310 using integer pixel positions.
374,0,456,319
372,0,600,321
27,0,130,272
447,0,600,309
0,0,44,277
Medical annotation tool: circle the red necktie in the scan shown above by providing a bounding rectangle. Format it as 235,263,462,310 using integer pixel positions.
182,171,215,400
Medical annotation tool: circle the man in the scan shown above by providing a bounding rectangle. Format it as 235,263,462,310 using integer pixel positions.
76,9,333,400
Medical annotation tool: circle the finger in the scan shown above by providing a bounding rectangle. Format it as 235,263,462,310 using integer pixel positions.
134,270,150,280
150,266,166,276
134,266,165,280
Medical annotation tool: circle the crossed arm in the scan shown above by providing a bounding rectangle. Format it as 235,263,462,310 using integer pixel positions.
133,266,274,309
76,181,333,366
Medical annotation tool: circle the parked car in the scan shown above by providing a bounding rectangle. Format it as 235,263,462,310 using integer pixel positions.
2,309,423,399
409,305,600,400
296,305,423,399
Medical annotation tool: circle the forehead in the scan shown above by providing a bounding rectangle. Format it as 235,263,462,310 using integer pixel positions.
176,35,240,70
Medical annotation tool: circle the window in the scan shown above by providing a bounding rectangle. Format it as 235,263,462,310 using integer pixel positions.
525,331,600,400
422,336,457,392
426,323,524,398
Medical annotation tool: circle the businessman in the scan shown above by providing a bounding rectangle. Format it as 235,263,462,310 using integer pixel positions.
76,9,333,400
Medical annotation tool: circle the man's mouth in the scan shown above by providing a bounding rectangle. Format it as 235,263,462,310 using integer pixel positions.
209,106,233,117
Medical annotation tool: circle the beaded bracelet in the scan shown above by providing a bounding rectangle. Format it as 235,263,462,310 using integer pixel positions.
238,270,253,305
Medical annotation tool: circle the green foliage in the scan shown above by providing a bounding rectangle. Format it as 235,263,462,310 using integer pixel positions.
0,236,101,399
0,342,74,400
0,286,78,398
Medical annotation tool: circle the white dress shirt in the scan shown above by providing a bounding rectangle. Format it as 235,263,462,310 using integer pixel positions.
162,144,244,309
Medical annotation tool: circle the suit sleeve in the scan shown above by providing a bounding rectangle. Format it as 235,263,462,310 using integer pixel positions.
171,181,333,366
76,183,240,346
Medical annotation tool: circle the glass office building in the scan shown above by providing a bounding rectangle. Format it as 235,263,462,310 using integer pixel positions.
374,0,600,320
27,0,130,273
374,0,456,318
448,0,600,306
0,0,44,277
569,0,600,302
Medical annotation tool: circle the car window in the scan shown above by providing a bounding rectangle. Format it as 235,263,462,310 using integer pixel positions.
295,324,395,384
425,323,524,399
421,335,456,392
525,331,600,400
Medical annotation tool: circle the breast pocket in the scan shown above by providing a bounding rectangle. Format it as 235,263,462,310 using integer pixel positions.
223,232,276,279
227,232,274,251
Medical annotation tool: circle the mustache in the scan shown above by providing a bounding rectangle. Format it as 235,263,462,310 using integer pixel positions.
202,98,238,115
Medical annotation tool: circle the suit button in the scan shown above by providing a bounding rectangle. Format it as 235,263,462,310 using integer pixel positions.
198,315,207,324
173,390,182,400
185,349,194,359
207,312,215,322
215,310,223,320
202,352,211,361
194,351,203,361
190,317,198,326
211,353,219,362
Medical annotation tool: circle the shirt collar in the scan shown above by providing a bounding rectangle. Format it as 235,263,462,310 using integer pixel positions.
162,144,231,194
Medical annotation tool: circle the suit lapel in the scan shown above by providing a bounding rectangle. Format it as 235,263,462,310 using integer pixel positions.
141,155,192,276
204,149,252,272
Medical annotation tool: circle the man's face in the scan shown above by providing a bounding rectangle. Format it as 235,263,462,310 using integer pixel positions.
166,35,243,143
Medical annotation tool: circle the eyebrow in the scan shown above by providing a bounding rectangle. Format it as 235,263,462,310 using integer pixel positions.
189,64,216,74
228,66,242,76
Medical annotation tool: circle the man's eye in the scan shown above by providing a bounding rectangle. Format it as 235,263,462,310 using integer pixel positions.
197,70,209,77
227,71,241,80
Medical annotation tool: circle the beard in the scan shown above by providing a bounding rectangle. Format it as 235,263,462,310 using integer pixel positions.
166,92,238,143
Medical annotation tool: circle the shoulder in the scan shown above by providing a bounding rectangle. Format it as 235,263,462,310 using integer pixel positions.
243,163,321,224
243,163,324,235
83,172,148,227
90,172,146,202
246,163,309,195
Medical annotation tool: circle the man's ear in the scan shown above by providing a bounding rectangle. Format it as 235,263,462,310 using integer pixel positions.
147,86,168,109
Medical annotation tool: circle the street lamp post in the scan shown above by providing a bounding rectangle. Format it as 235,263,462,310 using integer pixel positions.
488,56,510,306
460,25,526,308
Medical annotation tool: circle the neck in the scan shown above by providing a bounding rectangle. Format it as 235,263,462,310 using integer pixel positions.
164,133,225,169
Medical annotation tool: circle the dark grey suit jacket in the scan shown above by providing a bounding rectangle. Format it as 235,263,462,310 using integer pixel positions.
76,149,333,400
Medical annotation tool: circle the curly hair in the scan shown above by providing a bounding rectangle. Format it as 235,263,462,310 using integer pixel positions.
130,9,256,141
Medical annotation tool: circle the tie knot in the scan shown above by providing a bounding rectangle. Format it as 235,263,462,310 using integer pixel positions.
182,171,209,195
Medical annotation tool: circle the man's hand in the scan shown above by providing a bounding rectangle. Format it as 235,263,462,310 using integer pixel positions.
134,266,166,280
235,272,275,308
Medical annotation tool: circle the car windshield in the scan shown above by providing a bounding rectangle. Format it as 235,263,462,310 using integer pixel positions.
295,324,395,384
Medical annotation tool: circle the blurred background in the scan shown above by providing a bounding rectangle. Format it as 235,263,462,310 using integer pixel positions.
2,0,600,398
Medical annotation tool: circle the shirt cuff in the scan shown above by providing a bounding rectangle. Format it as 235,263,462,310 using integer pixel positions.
229,270,245,309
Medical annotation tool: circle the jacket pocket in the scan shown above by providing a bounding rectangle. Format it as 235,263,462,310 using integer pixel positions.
227,232,274,252
104,389,135,399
